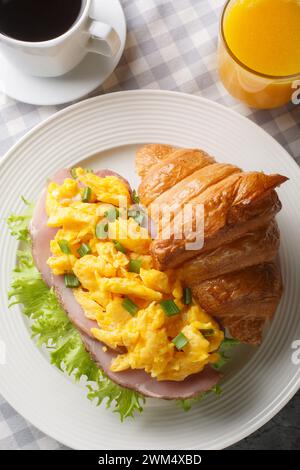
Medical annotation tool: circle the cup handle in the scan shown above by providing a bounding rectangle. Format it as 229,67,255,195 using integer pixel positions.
87,20,121,57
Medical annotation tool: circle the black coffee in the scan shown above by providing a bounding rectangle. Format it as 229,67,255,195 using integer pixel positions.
0,0,83,42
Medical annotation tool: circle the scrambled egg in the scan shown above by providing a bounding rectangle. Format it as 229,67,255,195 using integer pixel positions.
46,168,223,381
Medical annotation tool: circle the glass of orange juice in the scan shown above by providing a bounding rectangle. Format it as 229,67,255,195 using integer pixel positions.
218,0,300,109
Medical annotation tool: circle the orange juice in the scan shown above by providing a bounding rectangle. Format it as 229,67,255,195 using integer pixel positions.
218,0,300,108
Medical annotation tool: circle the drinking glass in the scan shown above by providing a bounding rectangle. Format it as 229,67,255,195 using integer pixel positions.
218,0,300,109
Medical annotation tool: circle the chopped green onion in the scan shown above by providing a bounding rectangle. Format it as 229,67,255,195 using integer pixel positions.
104,207,119,222
58,239,71,255
201,329,215,337
172,332,189,350
70,168,78,179
77,243,91,258
82,187,92,202
64,273,80,288
95,222,108,239
129,259,142,274
132,189,140,204
113,240,126,253
86,168,94,173
128,209,145,226
122,297,139,316
160,299,181,316
183,287,192,305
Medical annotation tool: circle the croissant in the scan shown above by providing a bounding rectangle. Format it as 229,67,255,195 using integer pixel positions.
192,262,283,345
178,220,280,284
136,143,175,177
138,148,215,206
137,144,288,345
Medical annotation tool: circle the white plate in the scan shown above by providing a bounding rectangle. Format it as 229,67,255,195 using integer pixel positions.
0,0,126,106
0,90,299,450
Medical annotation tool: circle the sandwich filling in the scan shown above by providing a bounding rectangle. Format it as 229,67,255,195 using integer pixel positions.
46,168,223,381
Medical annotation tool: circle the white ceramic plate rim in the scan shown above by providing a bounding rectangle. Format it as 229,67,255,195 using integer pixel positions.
2,90,300,178
0,90,299,450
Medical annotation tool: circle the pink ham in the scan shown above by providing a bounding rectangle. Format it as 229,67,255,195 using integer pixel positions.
30,168,221,399
81,332,221,399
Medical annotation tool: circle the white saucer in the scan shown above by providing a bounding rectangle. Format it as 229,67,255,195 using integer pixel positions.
0,0,126,106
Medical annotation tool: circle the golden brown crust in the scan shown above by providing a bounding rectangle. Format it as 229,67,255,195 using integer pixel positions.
138,149,215,206
149,162,241,225
191,262,283,345
179,220,280,285
151,187,284,270
191,262,282,317
222,317,266,346
135,144,175,178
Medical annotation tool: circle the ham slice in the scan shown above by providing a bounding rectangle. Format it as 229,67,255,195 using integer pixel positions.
81,333,220,399
30,168,221,399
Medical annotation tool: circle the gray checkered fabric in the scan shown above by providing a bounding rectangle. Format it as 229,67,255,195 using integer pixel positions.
0,0,299,450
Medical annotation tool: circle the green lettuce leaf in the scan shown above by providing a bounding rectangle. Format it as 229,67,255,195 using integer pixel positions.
213,338,240,370
7,197,34,243
178,384,222,412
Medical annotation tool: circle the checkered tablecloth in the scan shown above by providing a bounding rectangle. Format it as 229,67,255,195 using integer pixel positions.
0,0,299,450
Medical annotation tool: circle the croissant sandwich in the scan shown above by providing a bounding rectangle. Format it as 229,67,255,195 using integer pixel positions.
6,143,287,420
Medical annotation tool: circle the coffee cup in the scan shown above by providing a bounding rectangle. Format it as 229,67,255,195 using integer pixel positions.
0,0,121,78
